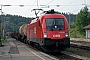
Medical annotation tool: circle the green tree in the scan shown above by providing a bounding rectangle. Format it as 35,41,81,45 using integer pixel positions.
76,6,90,37
70,22,76,37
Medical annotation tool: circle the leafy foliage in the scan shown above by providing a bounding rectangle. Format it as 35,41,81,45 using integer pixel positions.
0,14,32,33
73,6,90,38
70,22,76,37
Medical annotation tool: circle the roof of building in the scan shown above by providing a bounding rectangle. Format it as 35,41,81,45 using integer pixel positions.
84,24,90,29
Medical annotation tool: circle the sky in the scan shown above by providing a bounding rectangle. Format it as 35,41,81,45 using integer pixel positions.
0,0,90,17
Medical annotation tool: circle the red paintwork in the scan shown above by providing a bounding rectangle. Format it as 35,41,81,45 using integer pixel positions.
27,14,69,40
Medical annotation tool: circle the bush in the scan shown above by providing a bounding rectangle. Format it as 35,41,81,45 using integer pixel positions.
1,36,8,43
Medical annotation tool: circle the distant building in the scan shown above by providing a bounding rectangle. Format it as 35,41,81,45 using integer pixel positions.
84,24,90,39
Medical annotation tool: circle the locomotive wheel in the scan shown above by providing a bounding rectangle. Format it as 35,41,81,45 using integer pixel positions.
30,41,34,46
37,44,43,51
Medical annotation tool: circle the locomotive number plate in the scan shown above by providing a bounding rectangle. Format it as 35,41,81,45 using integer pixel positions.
53,34,60,37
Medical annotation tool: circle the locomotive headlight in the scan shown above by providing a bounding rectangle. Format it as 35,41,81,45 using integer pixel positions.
65,32,69,37
44,32,47,38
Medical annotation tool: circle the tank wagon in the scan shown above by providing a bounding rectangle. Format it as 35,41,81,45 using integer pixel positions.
19,24,27,43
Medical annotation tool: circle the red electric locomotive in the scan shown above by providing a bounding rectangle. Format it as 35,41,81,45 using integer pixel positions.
27,9,70,52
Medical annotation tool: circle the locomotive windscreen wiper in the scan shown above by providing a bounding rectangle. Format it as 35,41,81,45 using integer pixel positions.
51,20,55,30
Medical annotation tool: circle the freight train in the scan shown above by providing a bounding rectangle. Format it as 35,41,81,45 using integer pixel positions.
18,9,70,52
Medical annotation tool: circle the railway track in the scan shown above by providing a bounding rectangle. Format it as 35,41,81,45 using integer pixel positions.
70,38,90,51
61,51,90,60
39,44,90,60
70,44,90,51
44,51,85,60
16,38,90,60
19,40,84,60
65,42,90,60
40,43,90,60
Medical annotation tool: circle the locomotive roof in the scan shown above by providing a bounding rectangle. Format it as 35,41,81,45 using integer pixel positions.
29,9,65,24
43,9,61,14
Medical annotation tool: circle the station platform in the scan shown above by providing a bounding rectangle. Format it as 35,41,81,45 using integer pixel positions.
0,38,58,60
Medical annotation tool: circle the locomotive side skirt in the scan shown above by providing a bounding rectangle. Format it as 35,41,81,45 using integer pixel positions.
29,37,70,52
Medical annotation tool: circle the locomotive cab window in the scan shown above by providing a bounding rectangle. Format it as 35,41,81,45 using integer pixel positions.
46,18,65,30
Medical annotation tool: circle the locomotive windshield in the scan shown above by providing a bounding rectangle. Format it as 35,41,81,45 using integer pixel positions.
46,18,64,30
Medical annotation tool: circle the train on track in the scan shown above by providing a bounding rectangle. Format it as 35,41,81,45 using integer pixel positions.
10,9,70,52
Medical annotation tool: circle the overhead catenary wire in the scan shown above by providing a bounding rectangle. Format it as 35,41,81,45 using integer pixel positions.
28,0,55,17
45,0,54,6
1,0,83,15
24,0,37,17
71,0,90,14
60,0,76,10
1,0,89,17
25,0,82,17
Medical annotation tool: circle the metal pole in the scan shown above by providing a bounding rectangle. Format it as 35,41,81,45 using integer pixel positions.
69,13,70,37
0,5,2,46
2,12,4,38
1,6,5,38
3,13,5,37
